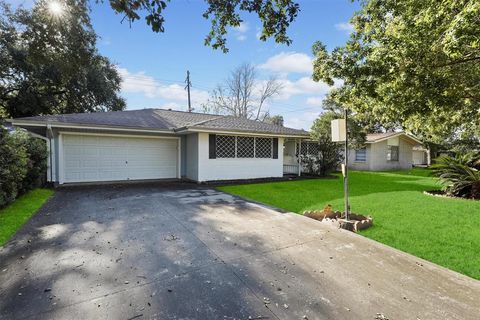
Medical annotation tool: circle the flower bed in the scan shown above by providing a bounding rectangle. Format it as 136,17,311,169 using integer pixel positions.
303,205,373,232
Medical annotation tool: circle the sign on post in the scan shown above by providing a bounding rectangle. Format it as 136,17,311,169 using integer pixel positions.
331,119,346,142
331,116,349,221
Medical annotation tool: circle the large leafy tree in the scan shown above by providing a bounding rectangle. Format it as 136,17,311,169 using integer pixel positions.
108,0,300,53
312,0,480,144
0,0,125,118
312,97,368,149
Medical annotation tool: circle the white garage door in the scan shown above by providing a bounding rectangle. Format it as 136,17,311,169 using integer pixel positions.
61,134,178,183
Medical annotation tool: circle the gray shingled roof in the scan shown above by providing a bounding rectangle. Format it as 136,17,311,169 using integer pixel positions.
13,109,309,137
366,132,399,142
366,132,422,144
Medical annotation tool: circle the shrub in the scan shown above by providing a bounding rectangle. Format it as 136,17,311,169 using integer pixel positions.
431,152,480,199
21,136,48,193
0,127,48,208
0,128,28,207
300,137,342,177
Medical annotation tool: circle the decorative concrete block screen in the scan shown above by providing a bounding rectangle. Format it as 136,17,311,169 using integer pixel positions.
236,136,255,158
297,141,321,156
216,135,236,158
255,137,273,158
215,135,276,159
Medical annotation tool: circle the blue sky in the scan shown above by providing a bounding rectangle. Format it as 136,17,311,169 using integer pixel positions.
10,0,359,129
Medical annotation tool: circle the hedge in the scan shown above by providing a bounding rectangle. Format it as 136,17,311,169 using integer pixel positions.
0,127,48,208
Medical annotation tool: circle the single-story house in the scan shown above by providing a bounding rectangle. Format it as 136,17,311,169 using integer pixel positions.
348,132,425,171
284,131,427,173
9,109,309,184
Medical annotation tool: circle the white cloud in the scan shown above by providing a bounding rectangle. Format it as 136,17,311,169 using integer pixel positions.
259,52,313,74
235,22,249,33
255,27,262,40
117,67,210,108
335,22,354,33
275,77,331,100
283,111,320,131
234,22,249,41
305,96,324,107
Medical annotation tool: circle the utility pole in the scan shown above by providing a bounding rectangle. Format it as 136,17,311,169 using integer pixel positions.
185,70,192,112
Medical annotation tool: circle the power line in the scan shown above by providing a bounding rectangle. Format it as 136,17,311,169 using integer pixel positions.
120,74,323,113
121,75,185,85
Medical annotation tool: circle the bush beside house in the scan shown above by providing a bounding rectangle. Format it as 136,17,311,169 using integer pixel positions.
300,137,342,177
0,127,47,208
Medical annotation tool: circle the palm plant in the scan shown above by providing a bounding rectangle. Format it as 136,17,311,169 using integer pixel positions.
431,152,480,199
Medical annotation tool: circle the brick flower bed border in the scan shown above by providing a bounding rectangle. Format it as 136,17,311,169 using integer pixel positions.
303,206,373,232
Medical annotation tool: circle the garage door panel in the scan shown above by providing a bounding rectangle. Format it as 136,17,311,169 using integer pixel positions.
62,135,178,183
128,166,177,180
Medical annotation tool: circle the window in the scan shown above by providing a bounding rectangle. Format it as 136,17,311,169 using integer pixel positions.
255,137,272,158
387,145,399,161
216,135,236,158
236,136,254,158
213,135,275,159
355,148,367,162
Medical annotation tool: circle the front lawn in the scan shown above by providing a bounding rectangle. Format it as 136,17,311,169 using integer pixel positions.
0,188,54,246
218,170,480,280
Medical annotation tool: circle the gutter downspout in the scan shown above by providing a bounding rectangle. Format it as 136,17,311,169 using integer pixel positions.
46,124,54,183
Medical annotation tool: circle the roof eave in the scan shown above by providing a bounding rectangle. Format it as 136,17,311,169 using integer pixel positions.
178,127,310,138
10,120,175,134
367,133,423,145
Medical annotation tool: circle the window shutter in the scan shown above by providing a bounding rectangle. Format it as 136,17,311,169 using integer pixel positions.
272,138,278,159
209,134,216,159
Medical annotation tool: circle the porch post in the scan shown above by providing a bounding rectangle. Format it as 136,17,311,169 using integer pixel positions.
297,139,302,176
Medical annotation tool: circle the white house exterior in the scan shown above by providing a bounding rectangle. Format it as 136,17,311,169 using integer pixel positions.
10,109,309,184
348,132,424,171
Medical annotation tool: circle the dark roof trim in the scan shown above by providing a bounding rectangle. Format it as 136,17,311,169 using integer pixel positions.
176,127,310,138
10,120,175,134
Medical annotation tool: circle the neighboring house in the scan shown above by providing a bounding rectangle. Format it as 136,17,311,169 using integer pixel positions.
9,109,309,184
348,132,425,171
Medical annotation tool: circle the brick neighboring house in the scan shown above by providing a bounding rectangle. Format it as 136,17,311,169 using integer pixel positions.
348,132,425,171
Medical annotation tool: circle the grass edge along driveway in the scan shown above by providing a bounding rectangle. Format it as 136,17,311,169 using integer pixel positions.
0,188,54,246
218,170,480,280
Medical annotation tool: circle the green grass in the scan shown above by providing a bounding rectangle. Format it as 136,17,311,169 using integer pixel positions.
0,188,54,246
218,169,480,280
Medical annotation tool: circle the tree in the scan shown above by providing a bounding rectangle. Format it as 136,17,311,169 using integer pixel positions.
0,0,125,119
108,0,300,53
311,98,368,149
312,0,480,144
299,111,343,177
205,63,282,120
264,115,284,126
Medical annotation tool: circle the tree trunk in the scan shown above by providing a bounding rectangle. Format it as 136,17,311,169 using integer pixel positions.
471,182,480,200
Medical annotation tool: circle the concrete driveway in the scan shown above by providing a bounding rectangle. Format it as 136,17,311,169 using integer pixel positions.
0,183,479,320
